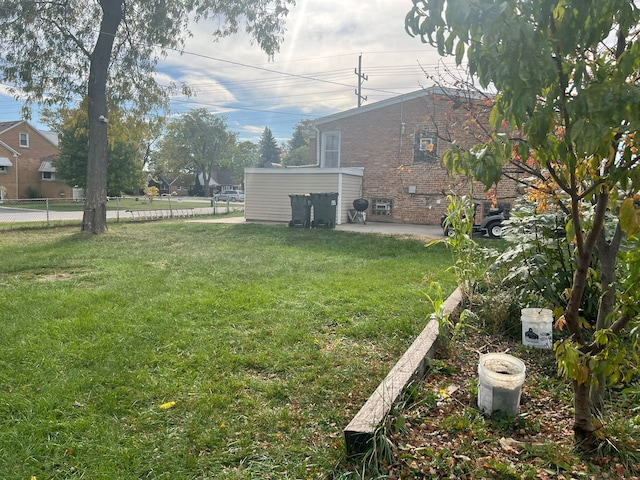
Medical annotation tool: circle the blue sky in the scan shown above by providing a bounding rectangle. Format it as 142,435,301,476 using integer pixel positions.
0,1,457,144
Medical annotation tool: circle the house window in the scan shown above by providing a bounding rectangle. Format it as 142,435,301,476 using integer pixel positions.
371,198,393,216
39,161,57,180
321,132,340,168
0,166,6,173
414,130,438,162
19,132,29,148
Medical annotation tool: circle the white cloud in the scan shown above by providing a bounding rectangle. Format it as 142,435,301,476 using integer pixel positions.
0,1,451,142
153,0,449,142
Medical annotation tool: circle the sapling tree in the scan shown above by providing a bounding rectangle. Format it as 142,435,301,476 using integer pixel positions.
0,0,294,233
406,0,640,448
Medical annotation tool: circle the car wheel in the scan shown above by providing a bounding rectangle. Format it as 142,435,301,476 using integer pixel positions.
446,228,456,238
488,222,502,238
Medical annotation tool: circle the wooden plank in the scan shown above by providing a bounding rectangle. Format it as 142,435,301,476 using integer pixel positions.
344,287,463,456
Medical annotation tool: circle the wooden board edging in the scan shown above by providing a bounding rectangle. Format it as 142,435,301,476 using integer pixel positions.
344,287,464,456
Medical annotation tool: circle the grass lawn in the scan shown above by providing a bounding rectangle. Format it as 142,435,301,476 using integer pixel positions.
0,222,455,479
4,197,212,212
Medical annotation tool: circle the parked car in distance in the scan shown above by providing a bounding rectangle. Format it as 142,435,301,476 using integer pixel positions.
215,190,244,202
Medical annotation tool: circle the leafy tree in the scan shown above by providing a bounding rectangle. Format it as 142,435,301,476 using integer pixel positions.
259,127,281,167
0,0,294,233
284,146,310,166
406,0,640,448
288,119,314,151
284,119,314,166
53,102,145,196
227,141,259,183
157,110,236,197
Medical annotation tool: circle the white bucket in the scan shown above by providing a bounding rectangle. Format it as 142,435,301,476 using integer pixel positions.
521,308,553,349
477,353,526,416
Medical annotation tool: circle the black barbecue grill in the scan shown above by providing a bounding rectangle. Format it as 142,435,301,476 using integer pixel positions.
349,198,368,224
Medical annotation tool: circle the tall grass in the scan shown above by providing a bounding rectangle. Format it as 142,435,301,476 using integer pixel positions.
0,222,455,479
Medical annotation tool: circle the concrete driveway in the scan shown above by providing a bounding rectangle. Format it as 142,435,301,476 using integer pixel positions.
191,216,444,241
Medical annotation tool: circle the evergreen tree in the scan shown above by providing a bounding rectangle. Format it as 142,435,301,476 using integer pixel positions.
259,127,280,167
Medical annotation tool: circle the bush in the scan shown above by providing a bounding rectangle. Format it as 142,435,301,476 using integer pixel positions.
26,186,41,199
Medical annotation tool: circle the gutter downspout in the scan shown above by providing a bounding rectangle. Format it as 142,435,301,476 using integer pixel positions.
315,126,321,167
14,152,18,199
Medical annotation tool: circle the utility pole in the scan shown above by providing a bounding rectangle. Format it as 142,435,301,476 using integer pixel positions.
354,54,368,108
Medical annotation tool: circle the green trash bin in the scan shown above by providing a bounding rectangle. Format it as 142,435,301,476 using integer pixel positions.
289,194,312,228
311,192,339,229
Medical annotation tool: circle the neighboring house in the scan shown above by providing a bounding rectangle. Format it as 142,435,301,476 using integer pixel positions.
192,170,239,196
148,174,190,196
0,120,72,200
245,87,521,225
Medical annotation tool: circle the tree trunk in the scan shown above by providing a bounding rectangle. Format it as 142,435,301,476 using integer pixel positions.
573,379,597,450
82,0,124,233
563,192,609,448
590,225,623,410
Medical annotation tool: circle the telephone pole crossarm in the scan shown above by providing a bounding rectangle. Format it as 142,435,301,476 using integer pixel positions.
355,54,368,107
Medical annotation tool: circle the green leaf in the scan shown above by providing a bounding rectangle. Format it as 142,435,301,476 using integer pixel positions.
620,197,640,238
455,39,465,65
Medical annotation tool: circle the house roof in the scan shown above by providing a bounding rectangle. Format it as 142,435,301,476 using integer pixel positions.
0,120,24,133
39,161,56,172
313,86,490,126
40,130,59,146
212,170,234,185
0,140,19,156
0,120,59,147
0,157,13,167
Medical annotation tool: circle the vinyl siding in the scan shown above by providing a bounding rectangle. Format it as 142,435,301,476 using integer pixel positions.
244,168,364,224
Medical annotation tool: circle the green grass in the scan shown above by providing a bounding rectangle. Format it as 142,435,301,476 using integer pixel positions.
0,222,455,479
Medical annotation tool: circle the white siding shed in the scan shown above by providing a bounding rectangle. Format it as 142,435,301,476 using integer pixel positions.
244,167,365,225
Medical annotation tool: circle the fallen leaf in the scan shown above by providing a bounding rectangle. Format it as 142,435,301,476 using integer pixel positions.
498,437,524,453
159,401,177,410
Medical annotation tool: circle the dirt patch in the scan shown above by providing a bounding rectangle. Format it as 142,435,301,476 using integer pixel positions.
379,332,640,479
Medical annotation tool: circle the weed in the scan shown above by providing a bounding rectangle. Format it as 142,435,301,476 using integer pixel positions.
441,411,481,433
426,358,459,376
424,281,471,355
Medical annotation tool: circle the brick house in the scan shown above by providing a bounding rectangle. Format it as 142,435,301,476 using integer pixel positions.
308,86,521,225
0,120,73,200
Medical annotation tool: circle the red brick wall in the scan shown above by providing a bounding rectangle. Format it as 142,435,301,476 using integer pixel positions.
0,123,71,199
314,91,521,224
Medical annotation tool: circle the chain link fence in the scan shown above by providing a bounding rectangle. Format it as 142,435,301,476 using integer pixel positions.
0,196,243,231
